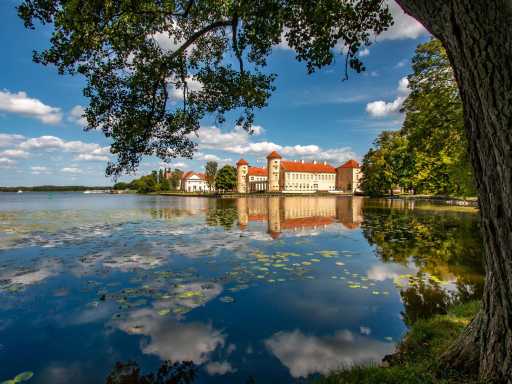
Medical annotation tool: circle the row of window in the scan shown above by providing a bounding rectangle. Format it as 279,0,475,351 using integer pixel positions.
284,184,335,190
286,173,335,180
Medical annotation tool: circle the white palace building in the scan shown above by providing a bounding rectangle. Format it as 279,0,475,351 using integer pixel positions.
236,151,362,194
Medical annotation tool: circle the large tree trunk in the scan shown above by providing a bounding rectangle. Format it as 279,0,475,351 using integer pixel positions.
395,1,512,382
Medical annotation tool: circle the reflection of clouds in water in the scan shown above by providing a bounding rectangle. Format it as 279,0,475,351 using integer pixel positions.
68,302,117,325
74,242,169,275
242,230,274,242
37,362,86,384
0,221,121,250
169,226,249,258
0,257,61,290
367,262,418,281
117,309,225,364
265,329,394,378
205,361,237,375
103,253,164,271
153,282,223,314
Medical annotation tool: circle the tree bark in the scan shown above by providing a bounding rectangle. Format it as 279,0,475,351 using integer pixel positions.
394,1,512,382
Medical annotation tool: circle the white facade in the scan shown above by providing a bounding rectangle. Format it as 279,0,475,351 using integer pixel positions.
283,171,336,193
248,175,267,191
181,174,211,192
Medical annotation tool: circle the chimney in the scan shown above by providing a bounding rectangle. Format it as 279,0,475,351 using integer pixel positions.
323,161,327,165
313,160,317,164
294,159,297,162
301,159,304,164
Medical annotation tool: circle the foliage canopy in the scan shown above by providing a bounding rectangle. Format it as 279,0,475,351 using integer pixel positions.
361,40,475,197
214,164,236,191
18,0,392,177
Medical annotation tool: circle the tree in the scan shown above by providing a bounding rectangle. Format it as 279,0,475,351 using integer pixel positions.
360,131,411,196
204,161,218,190
401,39,475,196
105,360,196,384
361,40,475,198
214,165,236,191
113,181,129,190
18,1,512,380
169,168,183,190
160,176,171,191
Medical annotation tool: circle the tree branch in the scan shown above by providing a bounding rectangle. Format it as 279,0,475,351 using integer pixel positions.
231,14,244,75
169,20,232,59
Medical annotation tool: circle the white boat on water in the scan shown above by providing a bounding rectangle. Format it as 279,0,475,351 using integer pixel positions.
17,190,23,194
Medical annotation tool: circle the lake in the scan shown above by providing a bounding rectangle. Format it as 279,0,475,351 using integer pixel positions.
0,193,483,383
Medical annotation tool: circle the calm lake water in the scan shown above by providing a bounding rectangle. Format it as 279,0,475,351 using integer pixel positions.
0,193,483,383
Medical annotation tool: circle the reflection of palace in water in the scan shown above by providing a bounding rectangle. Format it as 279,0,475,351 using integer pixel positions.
237,196,363,239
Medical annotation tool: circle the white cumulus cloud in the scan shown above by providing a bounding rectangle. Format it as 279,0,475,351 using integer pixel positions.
0,157,16,167
359,48,370,57
68,105,88,127
0,89,62,124
366,76,410,117
379,1,429,40
0,149,29,159
31,166,50,175
0,133,25,148
169,76,204,100
191,125,357,165
366,96,406,117
18,136,110,160
61,167,83,174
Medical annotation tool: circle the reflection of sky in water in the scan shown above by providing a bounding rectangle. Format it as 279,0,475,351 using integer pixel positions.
0,193,482,383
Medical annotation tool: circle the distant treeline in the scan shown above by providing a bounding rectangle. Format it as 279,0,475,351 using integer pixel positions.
0,186,111,192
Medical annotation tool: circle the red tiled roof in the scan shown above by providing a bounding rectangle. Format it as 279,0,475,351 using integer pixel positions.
341,222,361,230
248,214,267,221
281,161,336,173
267,151,282,159
236,159,249,166
182,171,207,181
248,167,267,177
338,159,360,169
281,216,335,229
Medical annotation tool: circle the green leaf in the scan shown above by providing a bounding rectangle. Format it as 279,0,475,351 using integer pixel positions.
14,372,34,382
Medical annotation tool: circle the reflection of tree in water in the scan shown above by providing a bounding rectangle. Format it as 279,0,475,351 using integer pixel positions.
105,361,196,384
206,200,238,229
400,272,451,326
105,361,258,384
361,206,484,311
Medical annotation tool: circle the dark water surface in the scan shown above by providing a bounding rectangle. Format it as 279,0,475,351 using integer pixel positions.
0,193,483,383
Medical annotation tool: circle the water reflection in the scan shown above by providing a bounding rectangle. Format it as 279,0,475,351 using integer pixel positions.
116,310,226,364
265,329,394,378
360,201,484,301
105,360,196,384
0,194,483,383
236,196,363,238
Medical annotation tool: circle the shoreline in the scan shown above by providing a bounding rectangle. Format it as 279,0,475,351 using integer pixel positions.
3,189,479,207
147,191,479,206
316,301,480,384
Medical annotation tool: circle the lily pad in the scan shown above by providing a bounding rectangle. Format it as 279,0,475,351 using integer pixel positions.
220,296,235,303
2,371,34,384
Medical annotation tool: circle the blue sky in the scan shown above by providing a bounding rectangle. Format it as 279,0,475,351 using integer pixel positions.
0,0,430,186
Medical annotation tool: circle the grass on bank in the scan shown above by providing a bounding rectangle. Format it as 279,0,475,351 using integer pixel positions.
316,301,481,384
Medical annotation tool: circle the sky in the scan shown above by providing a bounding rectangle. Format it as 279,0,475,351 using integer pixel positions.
0,0,430,186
